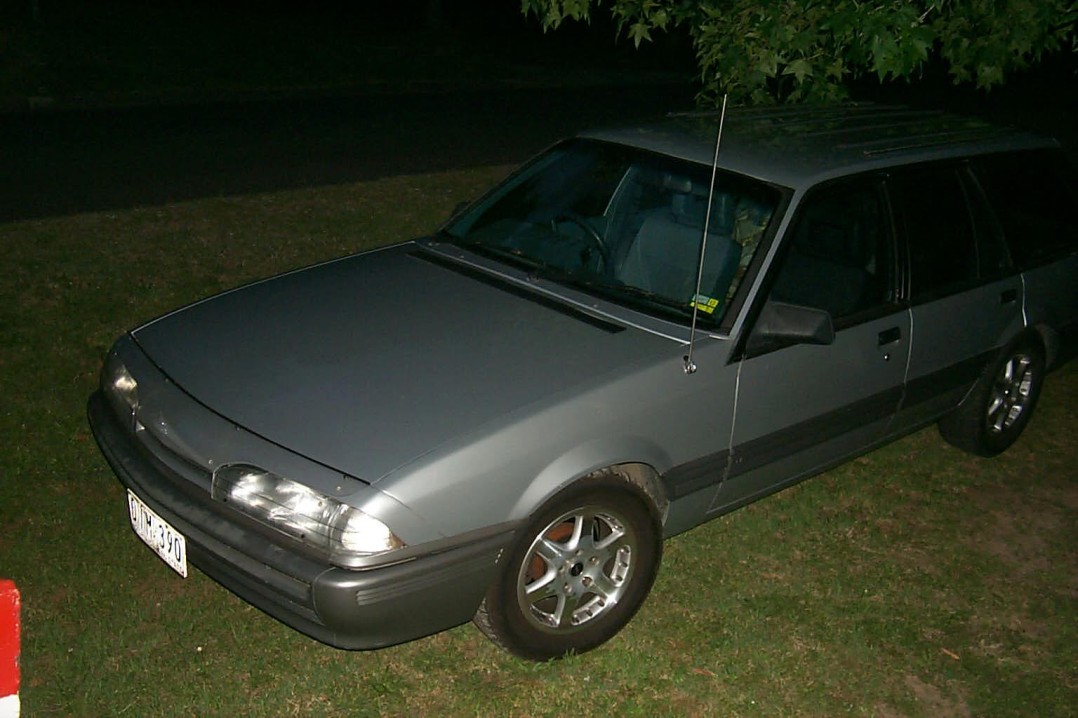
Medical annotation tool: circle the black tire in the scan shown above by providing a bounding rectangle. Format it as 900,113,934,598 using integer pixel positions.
473,472,662,661
938,337,1046,457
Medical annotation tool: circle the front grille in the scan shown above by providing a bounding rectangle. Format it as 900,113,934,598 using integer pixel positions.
135,416,211,484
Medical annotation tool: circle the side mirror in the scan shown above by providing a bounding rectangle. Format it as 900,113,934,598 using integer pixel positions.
746,301,835,356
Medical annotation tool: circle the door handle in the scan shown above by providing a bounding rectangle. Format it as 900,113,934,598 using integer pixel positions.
1000,288,1018,305
878,327,901,346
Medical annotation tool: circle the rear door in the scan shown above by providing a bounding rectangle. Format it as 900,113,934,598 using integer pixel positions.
888,163,1025,428
972,150,1078,362
714,176,910,511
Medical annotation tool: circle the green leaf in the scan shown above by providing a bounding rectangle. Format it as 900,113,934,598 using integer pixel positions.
520,0,1078,105
628,21,652,47
783,58,813,83
976,63,1006,89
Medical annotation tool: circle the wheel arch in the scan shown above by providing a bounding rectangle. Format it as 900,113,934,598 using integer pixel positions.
509,439,672,530
1023,291,1065,368
939,325,1048,456
1027,321,1060,369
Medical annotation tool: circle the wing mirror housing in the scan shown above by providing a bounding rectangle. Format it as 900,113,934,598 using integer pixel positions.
746,301,835,356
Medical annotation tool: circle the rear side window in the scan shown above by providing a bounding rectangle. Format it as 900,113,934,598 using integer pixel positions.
973,150,1078,268
890,167,978,300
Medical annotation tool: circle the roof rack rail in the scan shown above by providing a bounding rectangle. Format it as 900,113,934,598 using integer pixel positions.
852,127,1017,157
667,102,900,121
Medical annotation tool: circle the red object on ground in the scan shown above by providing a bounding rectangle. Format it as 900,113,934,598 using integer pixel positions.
0,579,19,718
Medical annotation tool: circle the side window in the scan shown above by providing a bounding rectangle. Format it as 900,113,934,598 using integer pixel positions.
770,178,895,324
890,167,978,301
973,150,1078,268
960,167,1011,279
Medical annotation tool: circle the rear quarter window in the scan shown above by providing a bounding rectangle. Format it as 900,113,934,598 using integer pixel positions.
973,149,1078,269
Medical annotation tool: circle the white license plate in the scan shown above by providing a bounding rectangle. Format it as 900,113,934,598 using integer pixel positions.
127,489,188,578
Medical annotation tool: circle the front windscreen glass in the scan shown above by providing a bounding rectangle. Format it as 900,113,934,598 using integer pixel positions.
443,139,783,325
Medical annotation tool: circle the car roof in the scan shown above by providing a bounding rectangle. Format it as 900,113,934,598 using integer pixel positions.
580,103,1058,191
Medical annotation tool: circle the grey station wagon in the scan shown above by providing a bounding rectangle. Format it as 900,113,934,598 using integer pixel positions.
89,104,1078,660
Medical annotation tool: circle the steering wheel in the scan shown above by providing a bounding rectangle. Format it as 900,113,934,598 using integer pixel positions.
553,213,610,271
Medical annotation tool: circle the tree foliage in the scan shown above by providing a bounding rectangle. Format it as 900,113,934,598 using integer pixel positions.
522,0,1078,104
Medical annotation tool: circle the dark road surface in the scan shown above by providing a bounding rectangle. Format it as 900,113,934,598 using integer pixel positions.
0,84,695,223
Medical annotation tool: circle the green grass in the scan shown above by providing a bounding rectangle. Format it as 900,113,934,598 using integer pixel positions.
1,167,1075,717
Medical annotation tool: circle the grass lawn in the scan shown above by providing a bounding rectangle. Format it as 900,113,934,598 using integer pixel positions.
1,167,1075,717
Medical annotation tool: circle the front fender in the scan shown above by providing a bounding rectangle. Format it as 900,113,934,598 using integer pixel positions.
508,436,672,525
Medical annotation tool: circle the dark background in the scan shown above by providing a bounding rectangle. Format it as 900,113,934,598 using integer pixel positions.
1,1,1074,223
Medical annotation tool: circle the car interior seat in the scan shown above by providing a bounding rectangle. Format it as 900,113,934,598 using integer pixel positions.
617,178,741,309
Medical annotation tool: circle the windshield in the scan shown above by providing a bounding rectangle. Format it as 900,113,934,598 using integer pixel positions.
444,139,782,325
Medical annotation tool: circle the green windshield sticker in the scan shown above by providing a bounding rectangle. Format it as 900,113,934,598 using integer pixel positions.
691,294,720,314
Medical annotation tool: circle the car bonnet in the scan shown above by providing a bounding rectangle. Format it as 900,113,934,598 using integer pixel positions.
132,243,677,482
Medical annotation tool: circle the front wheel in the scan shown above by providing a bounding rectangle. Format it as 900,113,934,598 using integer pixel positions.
474,474,662,661
939,338,1046,457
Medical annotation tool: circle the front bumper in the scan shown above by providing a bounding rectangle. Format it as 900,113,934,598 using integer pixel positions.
88,390,512,650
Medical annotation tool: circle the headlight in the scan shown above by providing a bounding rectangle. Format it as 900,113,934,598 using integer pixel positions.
211,463,404,566
102,354,139,422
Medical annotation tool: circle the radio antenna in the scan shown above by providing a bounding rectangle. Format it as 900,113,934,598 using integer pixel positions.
683,93,728,375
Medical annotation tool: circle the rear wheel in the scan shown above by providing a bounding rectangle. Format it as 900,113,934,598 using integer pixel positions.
939,338,1045,457
474,473,661,661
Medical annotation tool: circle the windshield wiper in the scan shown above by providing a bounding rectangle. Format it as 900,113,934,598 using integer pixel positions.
435,233,549,274
610,284,693,311
554,275,705,324
595,283,701,321
434,233,708,324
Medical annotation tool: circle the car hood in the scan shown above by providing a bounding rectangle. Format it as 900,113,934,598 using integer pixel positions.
132,242,677,482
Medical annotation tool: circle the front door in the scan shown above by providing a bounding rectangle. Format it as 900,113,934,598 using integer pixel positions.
714,176,909,511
